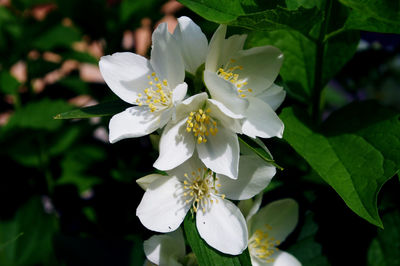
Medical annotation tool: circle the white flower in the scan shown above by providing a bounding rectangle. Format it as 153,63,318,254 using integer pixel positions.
239,197,301,266
143,228,186,266
173,16,208,75
204,25,285,139
136,154,276,255
99,22,187,143
153,92,243,179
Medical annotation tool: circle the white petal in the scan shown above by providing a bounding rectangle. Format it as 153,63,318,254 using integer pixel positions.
219,34,247,67
242,97,284,139
196,198,248,255
234,46,283,95
172,82,188,104
258,84,286,111
109,106,162,143
151,22,184,88
245,193,263,222
144,228,186,266
205,25,227,72
271,251,301,266
136,174,165,191
99,52,152,104
167,154,204,183
249,199,299,243
217,155,275,200
173,16,208,74
153,119,195,171
197,126,239,179
174,92,208,122
204,70,249,116
207,99,242,133
208,99,243,119
136,176,190,233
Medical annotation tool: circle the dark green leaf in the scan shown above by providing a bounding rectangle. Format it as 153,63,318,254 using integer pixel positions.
280,102,400,227
54,99,130,119
368,211,400,266
0,197,58,266
238,135,283,170
285,0,322,10
184,215,252,266
178,0,321,35
57,145,105,192
32,25,81,51
2,99,72,133
245,28,359,102
120,0,164,22
287,212,330,266
340,0,400,34
0,71,20,94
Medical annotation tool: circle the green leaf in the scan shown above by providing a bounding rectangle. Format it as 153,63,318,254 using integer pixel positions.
32,25,81,51
178,0,321,35
0,71,20,94
280,102,400,227
57,145,105,192
285,0,322,10
340,0,400,34
2,99,72,133
245,28,359,102
184,215,252,266
367,211,400,266
238,135,283,170
287,212,330,266
0,197,58,266
120,0,164,22
54,99,130,119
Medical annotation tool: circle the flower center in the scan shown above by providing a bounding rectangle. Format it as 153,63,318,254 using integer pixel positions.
217,59,253,98
186,108,218,144
249,225,281,263
182,168,225,213
135,72,173,112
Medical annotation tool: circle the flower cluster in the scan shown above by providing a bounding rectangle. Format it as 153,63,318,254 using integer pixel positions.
100,16,300,265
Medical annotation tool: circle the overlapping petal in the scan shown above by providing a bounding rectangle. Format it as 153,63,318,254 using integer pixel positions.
248,199,299,243
173,16,208,74
196,197,248,255
242,97,284,139
217,155,276,200
144,228,186,266
109,106,163,143
150,23,184,89
136,176,190,233
153,118,195,171
197,126,239,179
99,52,152,104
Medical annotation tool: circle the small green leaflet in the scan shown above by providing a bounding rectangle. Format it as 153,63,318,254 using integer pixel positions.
54,100,130,119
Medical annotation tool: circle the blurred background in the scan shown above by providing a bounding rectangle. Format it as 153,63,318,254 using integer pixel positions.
0,0,399,265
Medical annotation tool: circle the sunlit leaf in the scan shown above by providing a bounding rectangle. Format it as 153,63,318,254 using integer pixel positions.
178,0,321,35
280,101,400,227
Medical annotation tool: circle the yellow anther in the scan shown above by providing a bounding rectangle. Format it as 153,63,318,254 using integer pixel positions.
151,72,156,76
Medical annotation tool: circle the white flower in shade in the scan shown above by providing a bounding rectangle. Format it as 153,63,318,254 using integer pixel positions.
153,92,243,179
204,25,286,139
143,228,186,266
173,16,208,75
239,197,301,266
99,22,187,143
136,154,276,255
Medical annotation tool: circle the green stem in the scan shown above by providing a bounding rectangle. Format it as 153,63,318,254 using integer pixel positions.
311,0,333,124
